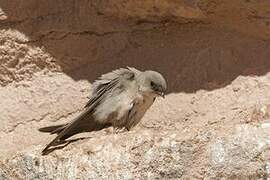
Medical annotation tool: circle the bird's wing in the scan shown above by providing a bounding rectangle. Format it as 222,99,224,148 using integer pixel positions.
42,67,140,155
85,67,141,108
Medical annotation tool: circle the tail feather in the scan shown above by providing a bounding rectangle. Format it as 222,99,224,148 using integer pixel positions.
39,124,67,134
40,108,111,155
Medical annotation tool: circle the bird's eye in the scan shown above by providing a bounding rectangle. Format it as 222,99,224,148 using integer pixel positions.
150,81,156,87
150,81,159,91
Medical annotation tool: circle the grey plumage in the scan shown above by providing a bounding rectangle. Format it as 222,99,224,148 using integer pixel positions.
39,67,167,155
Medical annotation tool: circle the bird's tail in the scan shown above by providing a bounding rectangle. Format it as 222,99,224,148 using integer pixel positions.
39,110,112,155
39,124,67,134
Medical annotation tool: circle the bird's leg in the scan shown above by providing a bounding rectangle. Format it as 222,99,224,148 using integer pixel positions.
113,127,117,134
113,127,126,134
112,126,121,134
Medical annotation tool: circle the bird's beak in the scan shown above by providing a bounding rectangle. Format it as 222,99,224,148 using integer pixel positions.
161,92,165,98
157,91,165,98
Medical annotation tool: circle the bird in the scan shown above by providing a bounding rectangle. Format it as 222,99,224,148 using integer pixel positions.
39,67,167,155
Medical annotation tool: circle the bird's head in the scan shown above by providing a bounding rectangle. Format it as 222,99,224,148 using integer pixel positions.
137,70,167,98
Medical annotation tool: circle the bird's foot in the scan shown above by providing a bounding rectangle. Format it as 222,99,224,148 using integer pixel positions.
113,127,126,134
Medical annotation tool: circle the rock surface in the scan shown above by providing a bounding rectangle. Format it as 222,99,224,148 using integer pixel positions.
1,0,270,179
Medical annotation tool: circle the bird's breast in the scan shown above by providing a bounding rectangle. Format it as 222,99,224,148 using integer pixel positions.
92,91,134,123
135,95,155,117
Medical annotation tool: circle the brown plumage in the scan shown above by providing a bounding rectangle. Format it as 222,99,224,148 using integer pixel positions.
39,67,167,155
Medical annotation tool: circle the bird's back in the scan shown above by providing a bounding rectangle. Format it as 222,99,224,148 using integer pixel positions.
39,67,160,155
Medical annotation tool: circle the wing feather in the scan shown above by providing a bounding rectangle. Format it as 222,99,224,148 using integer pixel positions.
85,67,141,108
42,67,140,154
